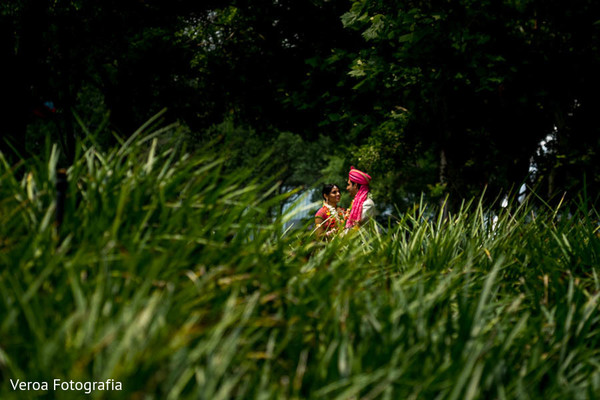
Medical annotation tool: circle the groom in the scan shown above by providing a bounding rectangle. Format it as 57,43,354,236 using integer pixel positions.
345,166,375,228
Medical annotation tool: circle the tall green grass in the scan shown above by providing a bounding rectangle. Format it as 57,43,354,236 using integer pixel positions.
1,125,600,399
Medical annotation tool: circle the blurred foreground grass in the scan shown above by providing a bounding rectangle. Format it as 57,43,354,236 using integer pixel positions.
1,124,600,399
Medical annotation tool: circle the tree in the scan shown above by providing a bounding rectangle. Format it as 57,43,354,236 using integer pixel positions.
342,0,600,206
0,0,218,162
180,0,370,140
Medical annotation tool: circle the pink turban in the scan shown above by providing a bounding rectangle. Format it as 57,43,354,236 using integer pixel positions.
346,167,371,228
348,167,371,186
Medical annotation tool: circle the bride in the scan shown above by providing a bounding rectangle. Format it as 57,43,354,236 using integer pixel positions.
314,184,346,240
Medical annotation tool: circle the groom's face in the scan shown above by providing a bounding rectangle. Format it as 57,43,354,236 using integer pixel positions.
346,179,358,197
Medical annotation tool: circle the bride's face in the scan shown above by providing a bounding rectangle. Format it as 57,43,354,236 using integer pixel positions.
325,186,341,205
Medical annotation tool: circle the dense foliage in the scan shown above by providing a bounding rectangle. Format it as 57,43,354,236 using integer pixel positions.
343,0,600,206
2,130,600,398
2,1,600,207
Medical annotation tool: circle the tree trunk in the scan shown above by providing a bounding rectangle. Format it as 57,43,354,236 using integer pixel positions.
439,147,449,220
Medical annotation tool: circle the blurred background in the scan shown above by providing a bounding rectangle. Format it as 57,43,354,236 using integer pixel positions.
2,0,600,213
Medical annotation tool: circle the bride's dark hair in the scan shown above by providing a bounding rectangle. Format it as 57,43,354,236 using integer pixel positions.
322,184,339,201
